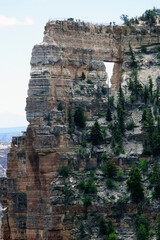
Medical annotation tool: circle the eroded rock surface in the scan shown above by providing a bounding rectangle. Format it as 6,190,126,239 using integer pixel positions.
2,20,160,239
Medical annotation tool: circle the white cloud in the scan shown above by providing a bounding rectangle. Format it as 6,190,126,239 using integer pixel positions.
0,15,34,26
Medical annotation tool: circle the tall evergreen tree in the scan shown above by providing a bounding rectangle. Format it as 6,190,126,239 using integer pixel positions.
91,120,103,145
156,213,160,240
127,165,144,203
74,106,86,128
68,107,74,129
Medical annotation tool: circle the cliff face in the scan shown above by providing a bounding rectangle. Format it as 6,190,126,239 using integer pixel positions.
2,21,160,240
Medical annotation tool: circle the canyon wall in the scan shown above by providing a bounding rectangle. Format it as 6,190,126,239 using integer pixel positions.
2,21,160,239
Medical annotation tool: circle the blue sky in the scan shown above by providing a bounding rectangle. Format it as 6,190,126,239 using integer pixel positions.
0,0,159,127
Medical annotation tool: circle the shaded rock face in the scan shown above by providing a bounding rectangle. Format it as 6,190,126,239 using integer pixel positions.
2,21,160,239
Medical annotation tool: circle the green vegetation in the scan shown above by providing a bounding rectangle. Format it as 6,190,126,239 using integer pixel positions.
82,140,87,147
106,107,112,121
126,120,135,130
102,152,108,159
102,86,107,95
129,42,139,68
79,177,97,194
79,223,85,238
99,216,107,235
127,165,144,203
87,79,93,84
90,120,103,145
109,233,117,240
149,229,155,237
106,178,117,189
117,169,124,178
74,106,86,128
45,113,52,126
141,45,147,53
139,159,147,172
149,161,160,199
81,72,86,80
58,166,70,178
83,196,92,207
106,219,116,239
156,213,160,240
135,214,149,240
137,224,148,240
68,107,74,131
101,159,117,178
57,102,63,111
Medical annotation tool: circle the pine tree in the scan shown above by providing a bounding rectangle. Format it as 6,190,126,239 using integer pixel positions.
99,216,107,235
143,86,149,104
137,224,149,240
68,107,74,129
91,120,103,145
149,75,153,96
117,85,125,133
74,106,86,128
156,213,160,240
81,72,86,80
106,107,112,121
127,166,144,203
129,42,138,68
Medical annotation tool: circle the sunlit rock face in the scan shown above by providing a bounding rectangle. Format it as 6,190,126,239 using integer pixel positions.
2,20,160,239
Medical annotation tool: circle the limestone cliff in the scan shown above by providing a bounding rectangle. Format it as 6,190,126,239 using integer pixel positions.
2,20,160,240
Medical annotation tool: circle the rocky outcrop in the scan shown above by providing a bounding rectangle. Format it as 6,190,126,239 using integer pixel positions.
2,20,160,239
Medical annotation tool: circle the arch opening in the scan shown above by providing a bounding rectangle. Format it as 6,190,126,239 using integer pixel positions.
104,62,114,88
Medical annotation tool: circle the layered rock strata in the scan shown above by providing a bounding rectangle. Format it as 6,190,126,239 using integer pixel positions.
1,20,160,239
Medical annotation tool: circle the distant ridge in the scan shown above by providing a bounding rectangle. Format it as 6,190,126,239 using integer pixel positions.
0,126,27,141
0,126,27,133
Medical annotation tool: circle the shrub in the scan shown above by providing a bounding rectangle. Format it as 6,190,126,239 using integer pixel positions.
90,120,103,145
126,120,135,130
87,79,93,84
83,196,92,207
102,159,117,178
106,219,115,236
135,214,149,232
158,52,160,59
139,159,147,172
102,152,108,159
74,106,86,128
57,102,63,111
141,45,147,53
149,229,155,237
137,224,149,240
129,95,136,104
117,169,124,178
109,233,117,240
102,86,107,95
58,166,70,178
79,177,97,194
106,178,116,189
82,140,87,147
45,114,51,126
54,129,60,137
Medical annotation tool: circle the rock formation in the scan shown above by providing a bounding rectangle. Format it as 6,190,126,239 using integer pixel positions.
1,20,160,239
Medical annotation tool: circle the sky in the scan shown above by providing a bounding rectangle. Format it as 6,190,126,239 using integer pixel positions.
0,0,159,127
